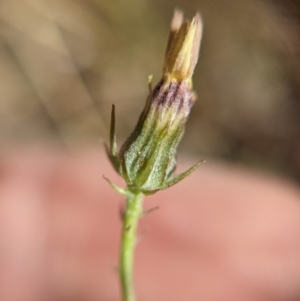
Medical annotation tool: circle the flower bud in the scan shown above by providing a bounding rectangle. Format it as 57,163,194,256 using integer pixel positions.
164,10,202,85
107,10,203,194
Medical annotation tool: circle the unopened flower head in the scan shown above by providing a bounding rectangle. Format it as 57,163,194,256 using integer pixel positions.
164,10,202,85
107,10,203,194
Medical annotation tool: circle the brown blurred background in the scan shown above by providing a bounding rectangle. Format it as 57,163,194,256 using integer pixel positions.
0,0,300,180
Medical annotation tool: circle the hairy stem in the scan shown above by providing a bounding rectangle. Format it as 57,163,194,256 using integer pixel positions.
120,190,144,301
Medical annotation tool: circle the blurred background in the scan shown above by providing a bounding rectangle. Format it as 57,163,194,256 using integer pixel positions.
0,0,300,180
1,1,300,301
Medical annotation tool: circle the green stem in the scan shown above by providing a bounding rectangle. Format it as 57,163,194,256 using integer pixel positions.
120,190,144,301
